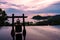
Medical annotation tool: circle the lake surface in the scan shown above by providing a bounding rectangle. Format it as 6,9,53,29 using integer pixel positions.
0,25,60,40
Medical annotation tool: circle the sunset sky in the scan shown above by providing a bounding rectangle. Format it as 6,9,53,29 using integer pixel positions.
0,0,60,22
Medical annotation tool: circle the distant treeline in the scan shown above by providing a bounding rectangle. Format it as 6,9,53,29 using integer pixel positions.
31,15,60,26
0,8,60,26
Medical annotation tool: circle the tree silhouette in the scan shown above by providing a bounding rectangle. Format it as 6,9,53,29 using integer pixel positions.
48,15,60,25
32,15,41,20
0,8,7,25
32,15,42,22
32,15,47,22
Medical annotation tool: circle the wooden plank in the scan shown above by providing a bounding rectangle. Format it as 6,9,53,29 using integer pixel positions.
7,16,27,18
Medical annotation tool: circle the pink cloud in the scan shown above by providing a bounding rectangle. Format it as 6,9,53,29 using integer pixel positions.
0,0,60,11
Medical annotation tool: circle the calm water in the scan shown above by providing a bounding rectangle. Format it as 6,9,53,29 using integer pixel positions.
0,25,60,40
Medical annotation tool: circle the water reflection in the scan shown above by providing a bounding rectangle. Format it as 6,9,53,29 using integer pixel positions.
23,27,26,40
11,29,15,40
0,26,3,29
0,26,2,29
11,26,26,40
0,26,60,40
16,34,22,40
26,26,60,40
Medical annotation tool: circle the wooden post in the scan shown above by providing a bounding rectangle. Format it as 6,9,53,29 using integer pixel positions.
12,14,14,30
23,14,26,40
6,14,27,40
12,14,15,40
23,14,25,28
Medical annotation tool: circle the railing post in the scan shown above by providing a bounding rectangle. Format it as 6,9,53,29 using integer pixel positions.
12,14,14,30
23,14,26,40
12,14,15,40
23,14,25,28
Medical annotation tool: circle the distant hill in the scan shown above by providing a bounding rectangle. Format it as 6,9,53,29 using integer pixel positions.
48,15,60,25
32,15,60,25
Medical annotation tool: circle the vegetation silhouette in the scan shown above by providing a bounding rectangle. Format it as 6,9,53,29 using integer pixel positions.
15,18,22,40
11,18,22,40
11,18,26,40
15,18,22,32
32,15,60,25
0,8,8,26
0,8,60,26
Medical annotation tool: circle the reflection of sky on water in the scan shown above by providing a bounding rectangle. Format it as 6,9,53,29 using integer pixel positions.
26,26,60,40
0,26,60,40
0,27,12,40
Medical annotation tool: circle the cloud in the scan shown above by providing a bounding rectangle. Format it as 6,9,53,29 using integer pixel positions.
0,0,60,16
5,8,24,14
27,2,60,13
0,0,60,11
